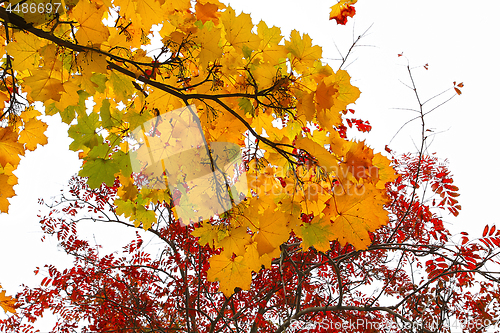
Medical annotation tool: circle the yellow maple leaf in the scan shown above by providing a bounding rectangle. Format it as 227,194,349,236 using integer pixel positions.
316,107,342,130
0,163,18,186
219,226,251,256
285,30,322,66
0,127,24,168
253,209,289,258
19,106,42,123
257,21,283,49
298,182,331,216
295,89,315,122
207,253,252,296
295,137,339,173
221,6,261,51
342,140,375,181
5,31,43,70
191,223,227,248
242,241,262,273
328,183,389,249
132,205,157,230
372,153,398,189
195,22,223,68
163,0,191,13
252,62,279,90
72,0,110,45
55,80,82,111
114,0,138,22
23,70,64,102
332,70,361,111
19,118,48,151
0,173,16,213
136,0,165,31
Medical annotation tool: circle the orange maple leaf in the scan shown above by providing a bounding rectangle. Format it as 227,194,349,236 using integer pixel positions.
329,0,357,25
0,285,16,314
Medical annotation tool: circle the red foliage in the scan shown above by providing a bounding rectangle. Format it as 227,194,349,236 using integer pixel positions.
1,146,500,333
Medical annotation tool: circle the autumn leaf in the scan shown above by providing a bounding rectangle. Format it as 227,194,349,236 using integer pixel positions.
109,71,135,103
195,1,224,24
0,285,16,314
257,21,283,48
23,70,64,102
285,30,322,66
328,183,389,249
295,137,340,173
76,50,108,75
372,153,398,189
191,223,225,248
0,173,16,213
315,79,338,110
68,112,101,151
195,22,223,68
0,127,24,168
19,118,48,151
207,253,253,296
342,140,374,180
136,0,165,32
79,157,120,188
253,209,289,258
115,199,136,218
221,6,261,52
132,205,157,230
329,0,357,25
219,226,251,256
298,215,337,252
333,70,361,110
71,0,110,45
5,31,42,70
295,89,315,121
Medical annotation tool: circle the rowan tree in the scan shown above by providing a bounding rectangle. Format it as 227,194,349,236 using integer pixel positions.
0,0,498,332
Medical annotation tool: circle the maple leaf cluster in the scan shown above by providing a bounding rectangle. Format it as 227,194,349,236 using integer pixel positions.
0,107,47,212
0,0,397,296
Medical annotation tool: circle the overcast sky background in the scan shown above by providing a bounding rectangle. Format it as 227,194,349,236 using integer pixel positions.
1,0,500,329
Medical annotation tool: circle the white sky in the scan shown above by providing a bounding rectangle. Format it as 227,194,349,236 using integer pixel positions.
1,0,500,329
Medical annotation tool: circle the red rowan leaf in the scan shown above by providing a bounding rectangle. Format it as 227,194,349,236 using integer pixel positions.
490,225,497,237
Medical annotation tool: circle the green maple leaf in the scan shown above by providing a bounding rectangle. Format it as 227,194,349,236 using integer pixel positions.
112,150,132,177
91,73,108,94
299,216,336,252
133,205,157,230
110,71,135,102
79,157,119,188
68,112,102,151
88,142,111,159
238,98,254,116
115,199,135,218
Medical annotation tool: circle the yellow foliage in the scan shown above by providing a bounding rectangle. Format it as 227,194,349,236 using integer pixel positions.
0,0,397,296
